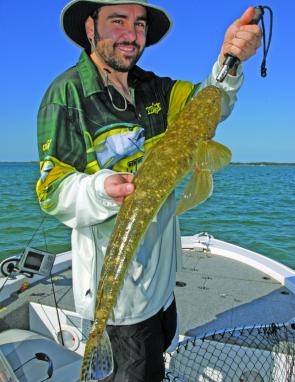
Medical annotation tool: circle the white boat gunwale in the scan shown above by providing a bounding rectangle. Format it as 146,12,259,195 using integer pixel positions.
1,233,295,304
182,233,295,292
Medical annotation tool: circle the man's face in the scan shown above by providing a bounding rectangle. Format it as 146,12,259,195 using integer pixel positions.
92,4,147,72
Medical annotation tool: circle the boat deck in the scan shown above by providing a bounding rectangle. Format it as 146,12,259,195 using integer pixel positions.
1,248,295,335
176,248,295,336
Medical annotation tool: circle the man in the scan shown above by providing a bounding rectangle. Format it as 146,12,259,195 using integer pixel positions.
36,1,261,380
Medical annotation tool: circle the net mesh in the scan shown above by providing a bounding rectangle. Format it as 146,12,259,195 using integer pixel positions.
164,323,295,382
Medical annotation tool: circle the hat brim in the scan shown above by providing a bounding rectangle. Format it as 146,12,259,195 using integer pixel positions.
61,0,172,49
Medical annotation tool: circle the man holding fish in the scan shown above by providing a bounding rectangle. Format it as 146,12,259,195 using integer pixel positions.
36,1,261,380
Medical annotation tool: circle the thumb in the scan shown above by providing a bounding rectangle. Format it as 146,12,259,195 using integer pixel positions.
121,182,134,195
104,173,134,202
234,6,255,28
223,7,255,42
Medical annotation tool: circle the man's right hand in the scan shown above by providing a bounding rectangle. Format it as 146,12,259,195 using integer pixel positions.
104,173,134,205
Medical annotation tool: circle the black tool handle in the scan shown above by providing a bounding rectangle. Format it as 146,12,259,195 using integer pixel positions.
250,6,264,25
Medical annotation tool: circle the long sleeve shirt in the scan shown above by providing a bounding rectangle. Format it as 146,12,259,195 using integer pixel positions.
36,51,243,321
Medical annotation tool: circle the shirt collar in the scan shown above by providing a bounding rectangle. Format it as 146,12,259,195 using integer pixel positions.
77,51,104,97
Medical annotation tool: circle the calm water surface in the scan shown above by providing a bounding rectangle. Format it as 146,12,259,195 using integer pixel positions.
0,164,294,268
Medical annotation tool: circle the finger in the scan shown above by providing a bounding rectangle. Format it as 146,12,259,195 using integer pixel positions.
223,42,258,62
108,182,134,199
111,182,134,205
113,196,125,205
122,173,134,184
234,30,261,49
234,6,255,28
104,173,134,200
223,7,257,45
240,24,262,36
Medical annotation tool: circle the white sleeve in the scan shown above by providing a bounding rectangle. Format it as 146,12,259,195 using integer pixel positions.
43,169,121,229
196,59,244,122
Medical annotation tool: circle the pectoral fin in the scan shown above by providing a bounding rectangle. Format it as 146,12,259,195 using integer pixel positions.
198,140,232,172
176,140,231,215
176,169,213,215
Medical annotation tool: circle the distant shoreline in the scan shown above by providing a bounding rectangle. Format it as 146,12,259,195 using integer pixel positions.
230,162,295,166
1,161,294,166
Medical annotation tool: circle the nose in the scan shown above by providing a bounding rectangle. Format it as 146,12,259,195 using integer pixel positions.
122,22,137,41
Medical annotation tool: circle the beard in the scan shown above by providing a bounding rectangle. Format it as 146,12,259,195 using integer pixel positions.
94,30,144,72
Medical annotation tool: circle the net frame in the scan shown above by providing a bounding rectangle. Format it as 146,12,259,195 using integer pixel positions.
164,322,295,382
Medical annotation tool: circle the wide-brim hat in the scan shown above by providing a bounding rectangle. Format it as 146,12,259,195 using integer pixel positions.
61,0,172,49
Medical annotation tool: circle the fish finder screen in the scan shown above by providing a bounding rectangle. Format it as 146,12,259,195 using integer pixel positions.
23,251,43,271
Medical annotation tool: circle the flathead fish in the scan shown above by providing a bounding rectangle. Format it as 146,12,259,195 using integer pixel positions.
81,86,232,380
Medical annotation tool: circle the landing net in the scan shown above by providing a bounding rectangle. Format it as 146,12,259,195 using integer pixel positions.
164,322,295,382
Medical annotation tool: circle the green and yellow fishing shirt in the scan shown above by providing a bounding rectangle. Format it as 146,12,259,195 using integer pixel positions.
37,50,197,208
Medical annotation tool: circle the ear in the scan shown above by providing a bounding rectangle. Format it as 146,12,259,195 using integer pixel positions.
85,16,95,40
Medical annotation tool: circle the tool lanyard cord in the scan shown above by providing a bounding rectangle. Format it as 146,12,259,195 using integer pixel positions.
259,5,273,78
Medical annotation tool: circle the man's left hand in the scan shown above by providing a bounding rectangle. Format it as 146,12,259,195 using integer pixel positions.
219,7,262,66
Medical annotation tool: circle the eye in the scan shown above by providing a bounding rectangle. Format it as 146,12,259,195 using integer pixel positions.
135,21,146,30
112,19,124,25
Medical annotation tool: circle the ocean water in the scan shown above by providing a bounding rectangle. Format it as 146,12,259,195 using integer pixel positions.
0,163,294,269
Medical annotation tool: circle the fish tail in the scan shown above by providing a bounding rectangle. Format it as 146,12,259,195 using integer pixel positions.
81,330,113,381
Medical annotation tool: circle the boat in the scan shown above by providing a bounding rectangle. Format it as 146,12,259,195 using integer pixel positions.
1,232,295,381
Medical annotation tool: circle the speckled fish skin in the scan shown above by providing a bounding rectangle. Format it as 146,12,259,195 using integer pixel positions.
81,86,227,380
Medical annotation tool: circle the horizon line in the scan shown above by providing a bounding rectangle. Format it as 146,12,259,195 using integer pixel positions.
0,161,295,166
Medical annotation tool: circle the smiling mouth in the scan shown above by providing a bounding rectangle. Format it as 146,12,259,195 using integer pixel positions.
117,45,136,54
114,42,139,56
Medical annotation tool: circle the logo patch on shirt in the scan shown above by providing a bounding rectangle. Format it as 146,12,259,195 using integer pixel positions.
127,156,144,174
94,123,145,170
146,102,162,115
42,138,52,152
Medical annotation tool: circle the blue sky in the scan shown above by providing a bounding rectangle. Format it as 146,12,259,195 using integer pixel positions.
0,0,294,162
